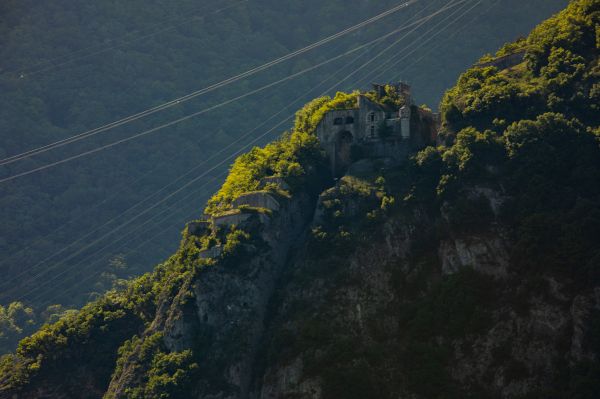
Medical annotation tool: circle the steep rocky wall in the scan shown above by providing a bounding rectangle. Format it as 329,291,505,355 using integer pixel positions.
104,191,318,398
249,180,600,399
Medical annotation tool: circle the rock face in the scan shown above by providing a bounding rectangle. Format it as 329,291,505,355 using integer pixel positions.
232,192,282,212
105,190,316,399
2,168,598,399
186,193,312,398
245,180,600,399
2,169,598,399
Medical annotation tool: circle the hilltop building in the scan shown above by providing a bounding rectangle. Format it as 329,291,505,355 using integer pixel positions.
316,82,438,176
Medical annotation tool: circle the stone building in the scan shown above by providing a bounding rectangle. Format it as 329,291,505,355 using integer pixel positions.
316,82,436,176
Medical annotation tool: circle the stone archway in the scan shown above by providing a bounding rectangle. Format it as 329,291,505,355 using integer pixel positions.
334,130,353,176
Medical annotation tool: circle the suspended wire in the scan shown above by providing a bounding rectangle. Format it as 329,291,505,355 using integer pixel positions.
0,0,419,169
1,4,442,295
12,30,383,307
8,1,464,306
0,1,462,185
0,83,299,296
0,3,377,270
319,0,461,95
1,0,247,78
368,0,484,84
389,0,502,80
17,114,295,305
0,29,368,271
356,0,476,85
20,47,376,299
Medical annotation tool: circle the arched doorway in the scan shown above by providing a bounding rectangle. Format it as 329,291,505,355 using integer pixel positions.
334,130,353,176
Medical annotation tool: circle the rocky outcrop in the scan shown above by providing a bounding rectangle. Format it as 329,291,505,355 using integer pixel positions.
232,192,281,212
105,188,317,399
438,233,509,277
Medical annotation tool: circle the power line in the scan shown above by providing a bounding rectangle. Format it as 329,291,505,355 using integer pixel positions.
320,0,459,95
0,1,463,185
357,0,476,85
0,83,300,297
390,0,502,80
10,32,380,307
7,1,464,305
19,47,376,302
367,0,484,84
17,114,295,306
0,0,419,169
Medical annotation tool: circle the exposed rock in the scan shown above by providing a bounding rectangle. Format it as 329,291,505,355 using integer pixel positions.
212,210,252,229
439,234,509,277
232,191,281,212
160,191,314,398
198,245,223,259
187,220,211,236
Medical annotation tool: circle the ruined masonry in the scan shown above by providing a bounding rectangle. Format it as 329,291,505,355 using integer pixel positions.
190,83,438,259
316,82,437,176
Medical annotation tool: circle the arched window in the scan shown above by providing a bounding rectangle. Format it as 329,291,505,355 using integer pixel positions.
368,112,376,123
345,116,354,124
333,117,344,125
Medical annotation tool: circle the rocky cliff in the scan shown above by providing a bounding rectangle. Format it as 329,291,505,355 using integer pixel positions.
1,1,599,398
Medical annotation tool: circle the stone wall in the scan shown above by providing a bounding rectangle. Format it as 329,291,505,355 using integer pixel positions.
212,211,251,228
232,191,281,212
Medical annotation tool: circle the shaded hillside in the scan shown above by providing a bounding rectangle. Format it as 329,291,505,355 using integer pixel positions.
0,0,568,315
1,0,599,398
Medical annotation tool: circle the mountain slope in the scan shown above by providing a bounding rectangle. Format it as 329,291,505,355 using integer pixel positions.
0,0,568,315
1,0,599,398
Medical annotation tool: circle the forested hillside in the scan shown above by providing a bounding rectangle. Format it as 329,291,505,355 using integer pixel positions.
0,0,598,397
0,0,568,353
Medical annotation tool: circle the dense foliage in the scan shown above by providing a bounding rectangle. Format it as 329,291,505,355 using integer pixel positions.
0,0,567,321
277,2,600,398
2,1,598,398
205,129,326,215
423,0,600,287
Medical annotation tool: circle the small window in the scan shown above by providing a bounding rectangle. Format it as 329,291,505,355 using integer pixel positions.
333,117,344,125
370,125,375,138
369,112,376,122
345,116,354,124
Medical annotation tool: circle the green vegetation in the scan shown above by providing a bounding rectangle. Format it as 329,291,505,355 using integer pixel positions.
290,2,600,398
0,302,73,356
308,173,392,255
0,251,209,396
411,0,600,288
205,129,327,215
441,0,598,133
0,0,567,343
294,91,360,134
108,333,199,399
1,1,598,397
